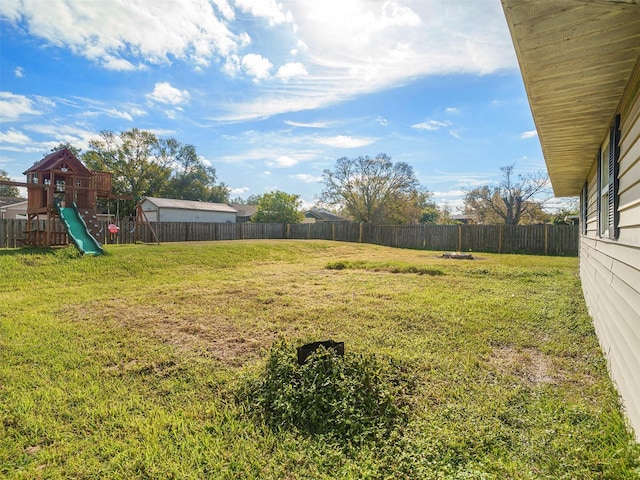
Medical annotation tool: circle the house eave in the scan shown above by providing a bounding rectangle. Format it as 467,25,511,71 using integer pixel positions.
501,0,640,197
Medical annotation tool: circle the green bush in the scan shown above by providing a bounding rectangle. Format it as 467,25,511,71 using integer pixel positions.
325,260,444,276
240,340,415,444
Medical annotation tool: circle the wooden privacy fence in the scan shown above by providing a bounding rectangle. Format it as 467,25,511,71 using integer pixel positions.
1,219,579,255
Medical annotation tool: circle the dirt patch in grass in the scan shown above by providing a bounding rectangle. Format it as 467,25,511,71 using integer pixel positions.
488,345,600,389
488,346,555,386
67,298,278,366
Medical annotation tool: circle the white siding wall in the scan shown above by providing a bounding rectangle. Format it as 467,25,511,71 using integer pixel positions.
141,206,158,223
140,200,236,223
580,85,640,440
158,208,235,223
1,202,28,219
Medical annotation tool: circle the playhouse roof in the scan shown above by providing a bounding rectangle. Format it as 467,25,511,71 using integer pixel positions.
23,148,91,176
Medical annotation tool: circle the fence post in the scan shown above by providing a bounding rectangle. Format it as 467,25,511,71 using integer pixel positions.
498,225,503,253
458,225,462,252
359,223,363,243
544,224,549,256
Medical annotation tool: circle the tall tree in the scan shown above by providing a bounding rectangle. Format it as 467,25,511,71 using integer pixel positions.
320,154,423,224
385,187,433,224
83,129,229,205
0,169,20,197
420,202,441,224
159,140,229,202
84,129,172,201
50,143,82,158
230,194,261,205
463,164,550,225
251,190,304,223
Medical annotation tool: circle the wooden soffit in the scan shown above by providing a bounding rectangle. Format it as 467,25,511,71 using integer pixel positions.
501,0,640,196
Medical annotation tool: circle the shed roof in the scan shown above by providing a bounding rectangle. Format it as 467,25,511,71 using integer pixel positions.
305,209,351,222
229,204,258,218
501,0,640,196
0,196,26,208
142,197,238,213
1,200,27,210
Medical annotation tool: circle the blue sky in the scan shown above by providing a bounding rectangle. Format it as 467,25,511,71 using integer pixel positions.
0,0,560,212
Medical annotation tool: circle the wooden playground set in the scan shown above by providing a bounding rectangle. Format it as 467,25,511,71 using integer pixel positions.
0,148,157,254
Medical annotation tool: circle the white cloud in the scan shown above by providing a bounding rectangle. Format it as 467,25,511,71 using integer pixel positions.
212,0,235,20
520,130,538,139
284,120,329,128
234,0,293,25
412,120,451,131
276,62,308,81
230,186,250,195
144,128,177,137
431,189,465,198
242,54,273,80
26,123,100,152
376,116,389,127
428,169,495,188
101,56,139,72
2,0,518,123
199,156,213,167
445,107,459,114
0,1,240,68
289,0,512,75
222,54,241,77
216,0,516,120
292,173,322,183
0,128,31,144
130,107,147,117
0,92,42,121
147,82,190,105
315,135,376,148
106,108,133,121
266,155,298,168
14,67,24,78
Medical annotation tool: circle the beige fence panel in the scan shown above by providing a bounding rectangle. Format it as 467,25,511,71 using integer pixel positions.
0,219,24,248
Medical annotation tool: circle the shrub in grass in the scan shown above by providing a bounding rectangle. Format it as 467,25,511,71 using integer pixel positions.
240,340,415,444
326,260,444,276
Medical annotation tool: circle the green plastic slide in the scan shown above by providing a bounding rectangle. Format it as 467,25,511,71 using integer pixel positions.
54,200,104,255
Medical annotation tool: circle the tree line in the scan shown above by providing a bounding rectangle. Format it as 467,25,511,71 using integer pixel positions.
6,127,573,225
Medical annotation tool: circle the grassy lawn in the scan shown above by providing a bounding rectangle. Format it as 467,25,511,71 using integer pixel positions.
1,240,638,479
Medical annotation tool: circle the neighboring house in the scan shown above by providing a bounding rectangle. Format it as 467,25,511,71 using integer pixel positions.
450,214,473,224
229,204,258,223
303,209,351,223
0,197,26,219
502,0,640,440
140,197,237,223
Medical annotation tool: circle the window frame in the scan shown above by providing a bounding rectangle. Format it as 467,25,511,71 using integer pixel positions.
596,115,621,240
599,141,610,237
581,182,588,235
